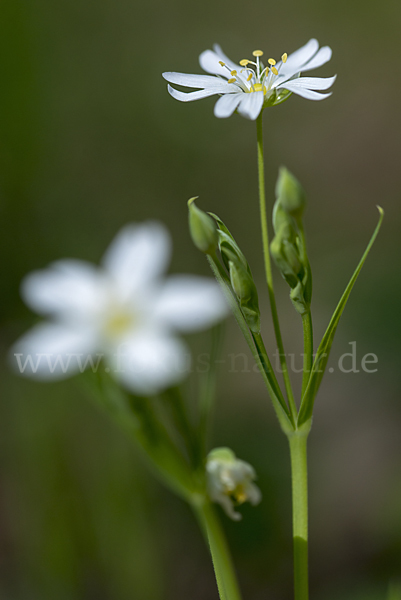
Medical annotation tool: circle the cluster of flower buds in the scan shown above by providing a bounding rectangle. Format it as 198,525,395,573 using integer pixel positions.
214,215,261,333
270,168,312,316
206,447,261,521
188,199,261,334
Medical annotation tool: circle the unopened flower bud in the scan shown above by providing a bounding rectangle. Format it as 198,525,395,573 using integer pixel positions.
188,197,218,254
276,167,306,219
228,259,261,333
206,448,262,521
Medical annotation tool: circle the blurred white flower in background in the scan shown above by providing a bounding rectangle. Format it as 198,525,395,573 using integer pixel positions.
11,221,228,395
206,447,262,520
163,38,335,120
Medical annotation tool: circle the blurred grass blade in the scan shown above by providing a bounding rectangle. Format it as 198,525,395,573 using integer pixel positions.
82,373,196,500
198,323,225,456
298,207,384,426
387,581,401,600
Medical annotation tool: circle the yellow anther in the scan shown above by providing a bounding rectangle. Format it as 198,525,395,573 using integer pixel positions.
252,50,264,57
282,53,288,63
246,73,253,82
230,70,237,76
234,488,247,504
268,58,276,66
271,66,278,76
239,59,250,66
227,78,236,84
219,61,225,66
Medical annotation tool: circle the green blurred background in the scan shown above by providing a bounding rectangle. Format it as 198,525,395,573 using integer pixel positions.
1,0,400,598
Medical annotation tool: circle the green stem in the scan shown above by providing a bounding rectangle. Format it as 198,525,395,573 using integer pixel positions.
288,432,309,600
256,113,297,422
301,311,313,398
193,498,243,600
253,331,291,417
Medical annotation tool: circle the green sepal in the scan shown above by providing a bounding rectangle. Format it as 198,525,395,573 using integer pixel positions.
263,88,293,108
297,207,384,427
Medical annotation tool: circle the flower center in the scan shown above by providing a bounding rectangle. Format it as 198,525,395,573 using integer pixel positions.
104,309,135,339
252,83,266,94
220,49,288,95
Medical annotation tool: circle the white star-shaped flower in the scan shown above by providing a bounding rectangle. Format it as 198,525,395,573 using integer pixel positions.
206,447,262,521
163,38,336,120
11,222,228,395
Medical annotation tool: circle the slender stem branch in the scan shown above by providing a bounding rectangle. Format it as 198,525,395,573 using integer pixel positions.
301,311,313,398
253,331,293,422
256,113,297,421
193,498,243,600
288,433,309,600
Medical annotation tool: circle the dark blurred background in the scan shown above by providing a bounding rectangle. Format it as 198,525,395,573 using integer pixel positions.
1,0,400,598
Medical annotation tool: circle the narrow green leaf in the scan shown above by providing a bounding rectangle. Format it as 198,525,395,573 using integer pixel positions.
298,208,384,426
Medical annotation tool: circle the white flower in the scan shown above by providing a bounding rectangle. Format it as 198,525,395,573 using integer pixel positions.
163,38,336,121
11,222,228,395
206,447,262,521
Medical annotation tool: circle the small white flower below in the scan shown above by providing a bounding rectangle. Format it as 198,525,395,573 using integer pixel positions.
163,39,336,120
206,447,262,520
11,221,228,395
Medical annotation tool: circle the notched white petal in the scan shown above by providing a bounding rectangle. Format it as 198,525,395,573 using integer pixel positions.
162,72,229,89
167,85,229,103
280,82,333,101
284,75,337,90
199,46,240,77
281,38,319,75
214,93,243,118
301,46,332,72
237,91,264,120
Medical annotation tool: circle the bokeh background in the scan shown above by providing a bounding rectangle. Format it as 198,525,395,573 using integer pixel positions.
1,0,400,598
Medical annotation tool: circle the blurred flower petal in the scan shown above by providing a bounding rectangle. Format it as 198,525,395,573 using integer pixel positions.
154,275,228,331
13,221,228,394
21,260,104,319
11,323,98,379
102,221,171,300
112,331,190,395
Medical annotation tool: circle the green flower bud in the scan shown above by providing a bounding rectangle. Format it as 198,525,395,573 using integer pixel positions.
210,213,261,333
270,196,311,316
275,167,306,219
228,258,260,333
188,197,218,254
